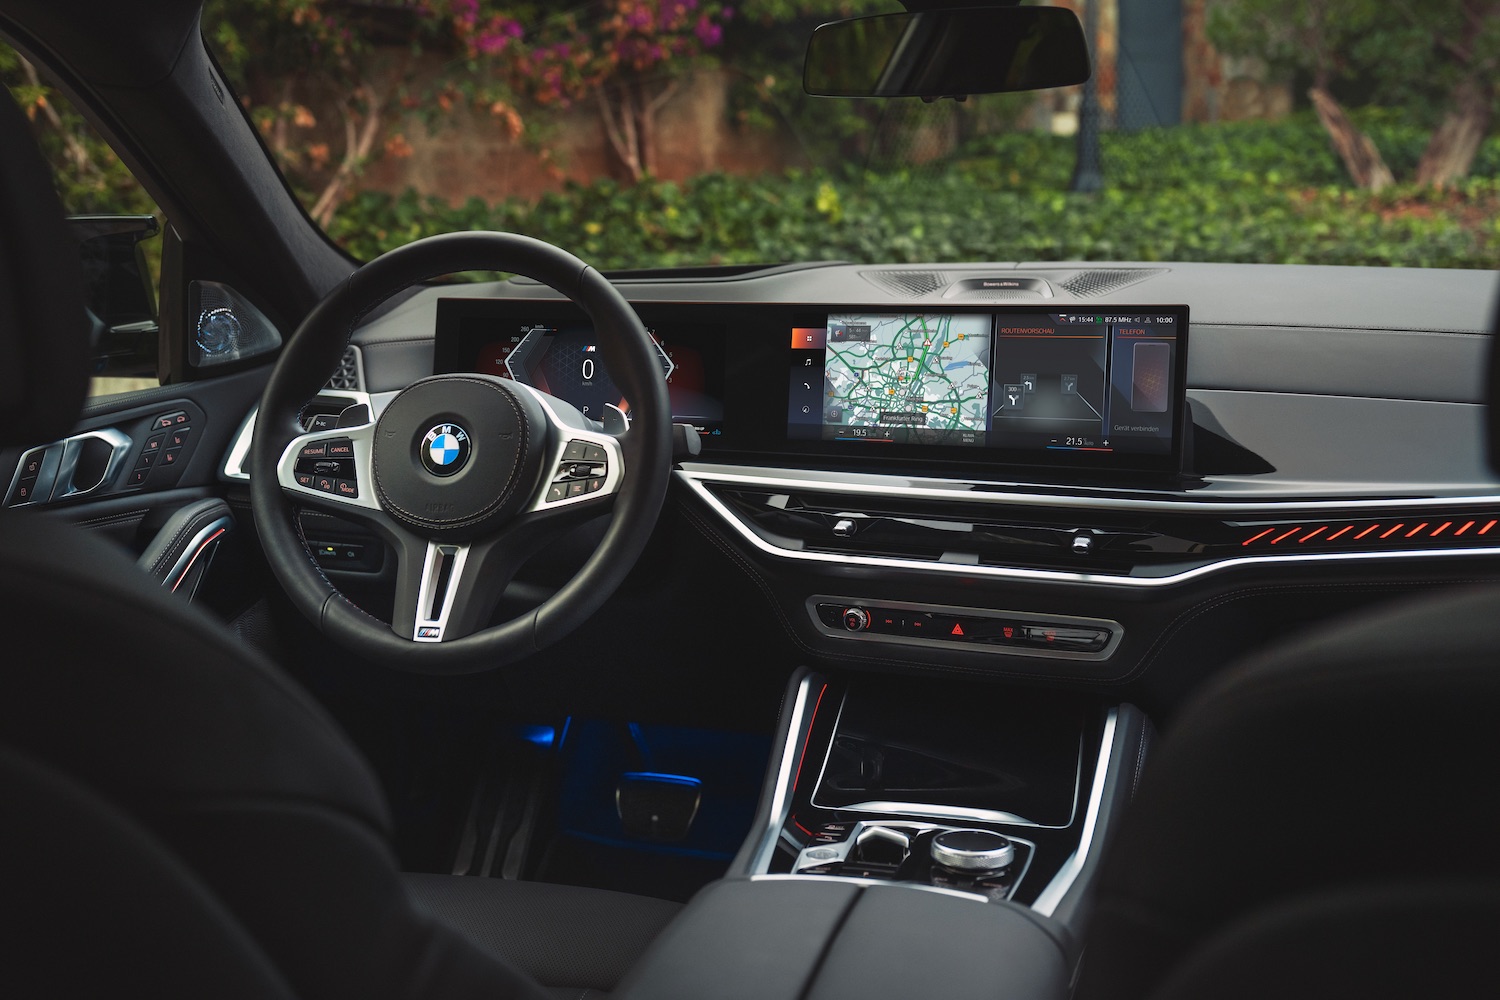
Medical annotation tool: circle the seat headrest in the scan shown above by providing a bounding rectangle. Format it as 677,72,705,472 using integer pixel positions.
0,85,89,447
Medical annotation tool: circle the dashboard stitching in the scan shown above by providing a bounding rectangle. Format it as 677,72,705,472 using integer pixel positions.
372,376,529,530
74,507,150,528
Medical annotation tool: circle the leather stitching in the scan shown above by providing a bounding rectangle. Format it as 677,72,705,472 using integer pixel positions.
372,376,530,531
150,505,229,576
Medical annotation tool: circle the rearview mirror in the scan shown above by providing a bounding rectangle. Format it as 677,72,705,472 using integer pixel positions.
804,5,1091,99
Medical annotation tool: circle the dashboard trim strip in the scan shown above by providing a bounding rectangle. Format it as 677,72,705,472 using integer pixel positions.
1031,707,1117,917
679,470,1500,587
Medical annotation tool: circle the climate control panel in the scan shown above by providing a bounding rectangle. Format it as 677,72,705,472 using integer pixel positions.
808,595,1121,660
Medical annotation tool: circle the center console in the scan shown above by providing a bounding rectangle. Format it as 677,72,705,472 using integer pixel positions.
615,670,1153,999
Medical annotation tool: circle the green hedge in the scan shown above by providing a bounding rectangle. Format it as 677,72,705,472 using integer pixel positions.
326,115,1500,271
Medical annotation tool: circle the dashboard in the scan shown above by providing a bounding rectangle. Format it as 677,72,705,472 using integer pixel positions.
291,259,1500,711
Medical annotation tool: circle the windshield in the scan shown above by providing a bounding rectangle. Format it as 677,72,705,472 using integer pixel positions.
75,3,1500,269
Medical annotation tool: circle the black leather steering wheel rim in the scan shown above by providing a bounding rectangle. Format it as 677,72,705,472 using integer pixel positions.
248,232,672,673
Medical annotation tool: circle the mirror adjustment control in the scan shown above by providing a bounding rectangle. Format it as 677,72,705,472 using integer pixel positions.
842,607,870,631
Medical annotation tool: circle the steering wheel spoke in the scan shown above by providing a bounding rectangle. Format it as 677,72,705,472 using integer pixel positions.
275,418,381,514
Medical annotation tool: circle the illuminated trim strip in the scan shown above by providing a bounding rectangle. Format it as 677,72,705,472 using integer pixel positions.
687,473,1500,590
678,471,1500,589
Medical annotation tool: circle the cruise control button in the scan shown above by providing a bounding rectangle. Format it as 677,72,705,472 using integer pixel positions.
334,479,359,499
567,479,588,498
563,440,588,462
545,483,567,503
325,439,355,459
582,443,608,463
295,472,315,488
586,477,605,492
314,476,337,493
299,441,329,459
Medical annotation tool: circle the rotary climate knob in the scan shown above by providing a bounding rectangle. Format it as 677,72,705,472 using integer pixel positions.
930,829,1015,874
842,607,870,631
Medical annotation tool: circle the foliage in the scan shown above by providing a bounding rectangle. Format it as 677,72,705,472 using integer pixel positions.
0,44,156,217
325,115,1500,272
1207,0,1500,186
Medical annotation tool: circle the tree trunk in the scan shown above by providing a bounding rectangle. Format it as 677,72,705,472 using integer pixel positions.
1415,75,1492,187
1308,86,1394,191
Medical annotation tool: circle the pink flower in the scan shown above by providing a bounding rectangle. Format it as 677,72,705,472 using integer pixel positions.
694,15,722,46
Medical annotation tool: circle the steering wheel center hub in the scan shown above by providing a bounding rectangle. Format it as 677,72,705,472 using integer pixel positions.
371,375,548,536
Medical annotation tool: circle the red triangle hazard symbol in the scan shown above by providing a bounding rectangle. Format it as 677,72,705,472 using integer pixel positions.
950,623,965,636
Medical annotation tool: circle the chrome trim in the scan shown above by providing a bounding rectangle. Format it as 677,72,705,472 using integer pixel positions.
161,514,234,595
747,677,816,875
275,419,382,512
512,383,625,512
930,830,1016,873
411,541,471,642
54,428,133,499
1031,708,1118,917
680,472,1500,588
223,388,373,481
750,873,988,904
808,696,1084,831
806,595,1123,661
680,464,1500,513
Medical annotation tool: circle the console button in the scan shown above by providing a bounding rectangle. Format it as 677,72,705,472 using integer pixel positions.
169,428,191,449
160,447,182,468
153,411,186,431
14,478,38,502
127,468,148,487
143,433,165,453
20,450,44,477
135,450,158,469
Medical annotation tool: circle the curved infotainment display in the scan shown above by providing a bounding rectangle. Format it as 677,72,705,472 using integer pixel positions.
434,298,1188,475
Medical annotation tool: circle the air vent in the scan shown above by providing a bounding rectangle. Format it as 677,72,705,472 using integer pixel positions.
860,270,950,298
326,345,362,390
1058,268,1167,298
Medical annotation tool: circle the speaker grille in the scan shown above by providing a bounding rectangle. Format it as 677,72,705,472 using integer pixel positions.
1059,268,1167,298
325,345,362,390
860,270,950,298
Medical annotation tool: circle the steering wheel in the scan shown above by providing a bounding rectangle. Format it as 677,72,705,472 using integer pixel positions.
247,233,672,673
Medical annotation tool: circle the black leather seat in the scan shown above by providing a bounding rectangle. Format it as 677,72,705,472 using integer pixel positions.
0,86,676,1000
1076,584,1500,999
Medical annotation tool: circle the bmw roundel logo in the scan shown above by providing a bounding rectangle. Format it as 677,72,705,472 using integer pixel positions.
420,423,471,476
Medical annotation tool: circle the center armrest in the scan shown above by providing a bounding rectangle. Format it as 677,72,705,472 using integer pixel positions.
614,877,1072,1000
